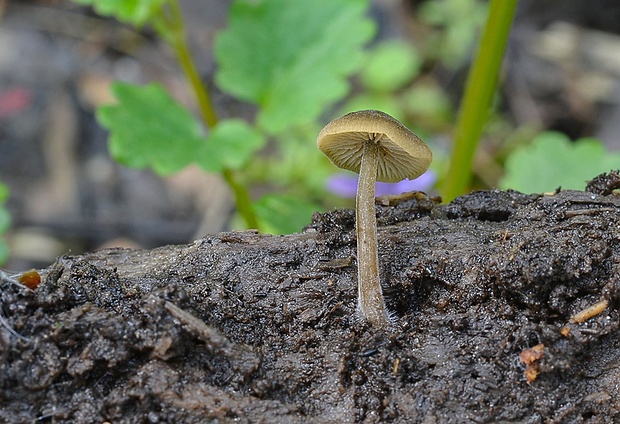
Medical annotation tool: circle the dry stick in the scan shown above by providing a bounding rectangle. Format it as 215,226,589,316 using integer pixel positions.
164,301,232,354
570,299,609,324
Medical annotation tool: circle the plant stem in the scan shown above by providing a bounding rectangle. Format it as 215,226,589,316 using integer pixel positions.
223,169,260,229
162,0,260,229
441,0,518,201
167,0,218,128
356,138,389,327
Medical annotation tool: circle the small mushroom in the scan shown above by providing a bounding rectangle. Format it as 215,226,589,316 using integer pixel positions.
317,110,432,327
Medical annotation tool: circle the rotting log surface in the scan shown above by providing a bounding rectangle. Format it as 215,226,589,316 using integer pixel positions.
1,178,620,423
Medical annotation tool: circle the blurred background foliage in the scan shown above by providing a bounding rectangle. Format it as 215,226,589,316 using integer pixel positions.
1,0,620,268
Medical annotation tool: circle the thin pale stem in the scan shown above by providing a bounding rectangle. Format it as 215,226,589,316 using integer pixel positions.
356,137,389,327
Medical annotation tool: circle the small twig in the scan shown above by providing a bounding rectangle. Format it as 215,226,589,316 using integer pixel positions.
578,328,603,335
569,299,609,324
564,208,618,218
164,301,232,354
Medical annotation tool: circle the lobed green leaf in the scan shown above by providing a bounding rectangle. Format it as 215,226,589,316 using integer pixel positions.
215,0,375,134
197,120,265,173
98,82,206,176
499,132,620,193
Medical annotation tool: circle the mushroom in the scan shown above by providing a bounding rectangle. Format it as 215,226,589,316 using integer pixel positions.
317,110,432,327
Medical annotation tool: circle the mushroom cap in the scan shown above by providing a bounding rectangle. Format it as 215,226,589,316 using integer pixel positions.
317,110,432,183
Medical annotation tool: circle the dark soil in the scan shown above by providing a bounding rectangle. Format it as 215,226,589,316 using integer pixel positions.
2,177,620,423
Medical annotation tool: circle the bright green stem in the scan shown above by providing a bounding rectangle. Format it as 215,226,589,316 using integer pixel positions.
356,138,389,327
442,0,518,201
160,0,260,229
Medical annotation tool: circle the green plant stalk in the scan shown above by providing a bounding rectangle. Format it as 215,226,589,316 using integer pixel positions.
161,0,260,229
441,0,518,201
222,169,260,229
166,0,218,128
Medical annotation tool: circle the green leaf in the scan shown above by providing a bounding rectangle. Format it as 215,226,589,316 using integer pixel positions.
254,194,321,235
215,0,375,134
98,82,206,175
197,120,265,173
72,0,165,26
360,40,421,92
499,132,620,193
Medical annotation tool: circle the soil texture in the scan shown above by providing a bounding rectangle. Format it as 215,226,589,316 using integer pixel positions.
1,179,620,423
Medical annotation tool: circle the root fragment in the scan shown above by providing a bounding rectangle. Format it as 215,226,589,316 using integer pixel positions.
570,299,609,324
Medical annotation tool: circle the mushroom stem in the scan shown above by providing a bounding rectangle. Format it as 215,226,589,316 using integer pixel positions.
356,136,389,327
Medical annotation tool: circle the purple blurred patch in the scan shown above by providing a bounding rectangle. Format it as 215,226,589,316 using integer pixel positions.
326,170,436,198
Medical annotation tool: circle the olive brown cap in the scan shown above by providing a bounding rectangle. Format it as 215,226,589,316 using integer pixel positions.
317,110,432,183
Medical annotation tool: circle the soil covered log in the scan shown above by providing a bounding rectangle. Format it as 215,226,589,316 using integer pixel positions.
1,184,620,423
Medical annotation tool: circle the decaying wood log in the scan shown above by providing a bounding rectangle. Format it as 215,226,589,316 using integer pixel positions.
1,177,619,423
